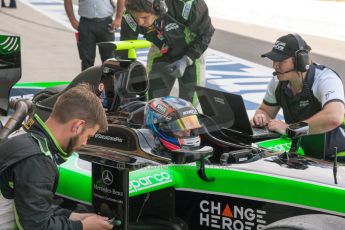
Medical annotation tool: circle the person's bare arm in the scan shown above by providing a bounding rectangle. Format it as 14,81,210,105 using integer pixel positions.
111,0,125,30
251,103,280,127
304,101,345,134
64,0,79,30
267,101,345,135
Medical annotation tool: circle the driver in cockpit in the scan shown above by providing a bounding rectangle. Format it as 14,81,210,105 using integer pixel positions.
144,96,202,156
96,82,109,109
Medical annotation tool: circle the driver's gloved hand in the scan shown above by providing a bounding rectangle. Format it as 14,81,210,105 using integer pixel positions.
165,55,193,78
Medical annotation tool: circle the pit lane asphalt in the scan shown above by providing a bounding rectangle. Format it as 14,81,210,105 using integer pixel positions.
0,1,80,82
1,0,344,84
210,17,345,82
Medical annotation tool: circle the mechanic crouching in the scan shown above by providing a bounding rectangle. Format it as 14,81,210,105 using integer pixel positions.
0,84,113,229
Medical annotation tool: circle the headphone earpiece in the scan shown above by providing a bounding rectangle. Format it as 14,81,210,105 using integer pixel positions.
148,0,168,15
292,33,310,72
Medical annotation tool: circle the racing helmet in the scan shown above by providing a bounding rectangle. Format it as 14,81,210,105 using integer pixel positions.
145,96,202,151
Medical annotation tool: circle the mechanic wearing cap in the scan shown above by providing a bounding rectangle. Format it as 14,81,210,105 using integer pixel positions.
120,0,214,105
0,84,112,229
250,33,345,157
64,0,125,71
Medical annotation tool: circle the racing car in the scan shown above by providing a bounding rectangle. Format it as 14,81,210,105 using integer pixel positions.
1,34,345,230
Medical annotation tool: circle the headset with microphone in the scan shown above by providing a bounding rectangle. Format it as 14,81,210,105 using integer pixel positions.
272,33,310,76
146,0,168,15
292,33,310,72
272,69,295,76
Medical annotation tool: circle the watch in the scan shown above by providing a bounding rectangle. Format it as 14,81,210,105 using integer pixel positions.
286,121,309,138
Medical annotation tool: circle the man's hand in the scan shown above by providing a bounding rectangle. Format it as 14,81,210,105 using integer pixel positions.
267,119,288,134
251,113,268,127
111,18,121,31
81,215,113,230
69,212,95,221
165,55,193,78
70,18,79,30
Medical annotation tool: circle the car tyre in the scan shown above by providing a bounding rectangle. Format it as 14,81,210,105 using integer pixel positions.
262,214,345,230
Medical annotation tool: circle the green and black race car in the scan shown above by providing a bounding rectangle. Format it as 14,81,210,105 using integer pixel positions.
1,34,345,230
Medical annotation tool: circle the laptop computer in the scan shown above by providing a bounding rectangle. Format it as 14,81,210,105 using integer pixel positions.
196,86,280,141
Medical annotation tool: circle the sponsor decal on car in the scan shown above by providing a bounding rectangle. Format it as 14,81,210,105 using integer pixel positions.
129,171,172,193
10,94,34,100
0,36,20,54
266,143,291,152
94,133,123,143
199,200,267,229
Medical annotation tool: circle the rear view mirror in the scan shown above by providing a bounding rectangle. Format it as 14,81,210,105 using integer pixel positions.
171,146,215,182
171,146,213,164
0,35,21,115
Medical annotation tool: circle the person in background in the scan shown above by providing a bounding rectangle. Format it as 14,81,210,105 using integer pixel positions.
64,0,125,71
0,83,112,229
251,33,345,157
121,0,214,106
1,0,16,8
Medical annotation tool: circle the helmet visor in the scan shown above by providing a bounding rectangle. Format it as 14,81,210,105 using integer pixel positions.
167,115,201,132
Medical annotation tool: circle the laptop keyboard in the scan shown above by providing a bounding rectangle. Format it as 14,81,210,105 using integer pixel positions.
252,127,273,136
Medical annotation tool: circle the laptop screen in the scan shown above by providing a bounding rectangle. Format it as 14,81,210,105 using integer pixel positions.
196,86,253,135
196,86,235,131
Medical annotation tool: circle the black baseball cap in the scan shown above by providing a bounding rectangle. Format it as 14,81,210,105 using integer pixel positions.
261,34,311,61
